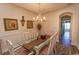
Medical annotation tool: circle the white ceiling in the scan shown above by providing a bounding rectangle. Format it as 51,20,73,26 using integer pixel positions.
14,3,73,14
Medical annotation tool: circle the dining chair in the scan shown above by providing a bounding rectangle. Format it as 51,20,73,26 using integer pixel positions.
6,40,35,55
6,40,15,54
0,39,2,55
6,40,21,55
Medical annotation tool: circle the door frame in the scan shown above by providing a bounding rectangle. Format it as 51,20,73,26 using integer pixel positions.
59,12,73,43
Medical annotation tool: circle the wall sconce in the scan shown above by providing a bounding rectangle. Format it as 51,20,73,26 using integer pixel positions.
21,16,25,26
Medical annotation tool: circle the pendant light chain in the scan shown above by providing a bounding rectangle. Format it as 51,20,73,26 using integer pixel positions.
33,3,46,22
39,3,40,13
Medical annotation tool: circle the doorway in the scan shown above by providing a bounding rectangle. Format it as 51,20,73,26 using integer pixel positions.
59,15,71,46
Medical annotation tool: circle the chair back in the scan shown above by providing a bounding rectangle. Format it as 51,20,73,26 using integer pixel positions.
0,39,2,54
6,40,14,55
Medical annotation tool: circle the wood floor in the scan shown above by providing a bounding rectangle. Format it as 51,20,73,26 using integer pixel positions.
52,42,79,55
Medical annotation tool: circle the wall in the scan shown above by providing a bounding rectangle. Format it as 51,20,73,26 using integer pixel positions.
41,4,79,48
0,3,38,53
1,3,79,53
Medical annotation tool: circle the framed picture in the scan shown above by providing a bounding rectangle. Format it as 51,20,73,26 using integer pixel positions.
4,18,18,31
27,20,33,29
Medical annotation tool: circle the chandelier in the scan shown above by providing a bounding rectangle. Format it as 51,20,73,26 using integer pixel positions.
33,3,46,22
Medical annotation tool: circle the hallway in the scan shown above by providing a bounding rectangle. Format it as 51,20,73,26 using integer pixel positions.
62,22,71,46
63,30,70,46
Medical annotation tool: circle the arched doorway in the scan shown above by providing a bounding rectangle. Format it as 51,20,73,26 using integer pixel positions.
59,12,72,46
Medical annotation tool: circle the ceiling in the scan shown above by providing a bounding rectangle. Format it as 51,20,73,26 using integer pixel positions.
14,3,73,14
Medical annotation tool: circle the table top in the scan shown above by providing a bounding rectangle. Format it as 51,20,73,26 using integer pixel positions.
23,39,46,51
22,35,51,51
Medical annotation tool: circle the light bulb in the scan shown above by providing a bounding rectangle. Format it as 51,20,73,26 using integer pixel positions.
43,16,46,20
40,19,43,22
33,17,35,20
36,16,39,19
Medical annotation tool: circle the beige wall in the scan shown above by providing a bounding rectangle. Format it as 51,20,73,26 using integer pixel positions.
41,4,79,48
0,4,38,53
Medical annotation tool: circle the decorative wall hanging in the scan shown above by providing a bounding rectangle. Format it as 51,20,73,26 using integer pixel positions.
21,16,25,26
4,18,18,31
27,20,33,29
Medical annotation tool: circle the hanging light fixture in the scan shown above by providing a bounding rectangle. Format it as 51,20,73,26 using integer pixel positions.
33,3,46,22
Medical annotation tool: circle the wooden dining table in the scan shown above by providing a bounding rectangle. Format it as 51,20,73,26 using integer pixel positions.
20,35,51,54
23,39,46,51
